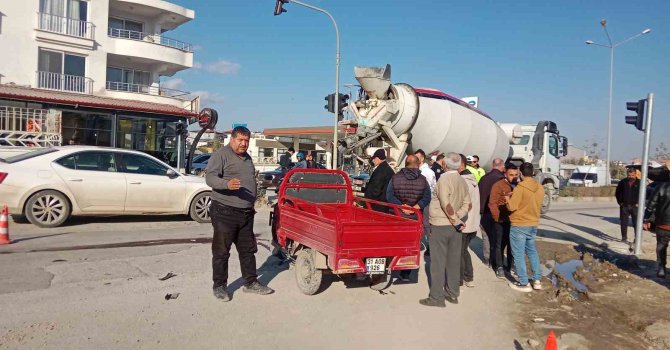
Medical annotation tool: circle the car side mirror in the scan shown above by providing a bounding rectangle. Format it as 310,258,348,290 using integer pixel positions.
166,169,179,179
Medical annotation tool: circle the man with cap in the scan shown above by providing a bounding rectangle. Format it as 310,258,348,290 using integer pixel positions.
364,149,395,212
466,155,486,182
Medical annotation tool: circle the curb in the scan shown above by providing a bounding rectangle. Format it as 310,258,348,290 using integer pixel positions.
556,196,616,202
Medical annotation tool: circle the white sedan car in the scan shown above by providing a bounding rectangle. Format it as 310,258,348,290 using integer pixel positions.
0,146,212,228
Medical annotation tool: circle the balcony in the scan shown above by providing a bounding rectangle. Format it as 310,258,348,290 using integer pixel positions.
104,81,199,112
105,81,192,100
108,28,192,52
36,71,93,94
36,12,95,40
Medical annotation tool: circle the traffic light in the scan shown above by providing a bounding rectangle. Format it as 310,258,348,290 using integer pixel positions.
625,99,647,131
324,93,335,113
274,0,288,16
337,93,349,117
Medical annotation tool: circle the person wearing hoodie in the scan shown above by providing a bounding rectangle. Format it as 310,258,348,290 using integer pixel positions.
488,164,518,279
458,154,480,288
386,154,431,281
505,162,545,292
419,152,471,307
478,158,506,266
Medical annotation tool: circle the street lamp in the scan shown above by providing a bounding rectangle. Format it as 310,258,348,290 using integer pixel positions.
274,0,341,169
585,19,651,184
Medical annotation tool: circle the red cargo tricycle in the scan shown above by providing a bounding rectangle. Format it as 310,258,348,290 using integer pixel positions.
269,169,422,295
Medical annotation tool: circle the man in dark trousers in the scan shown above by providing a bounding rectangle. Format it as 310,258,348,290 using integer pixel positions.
615,168,641,244
279,147,295,172
478,158,506,266
644,172,670,278
386,155,431,281
206,126,274,301
488,164,518,279
363,149,395,212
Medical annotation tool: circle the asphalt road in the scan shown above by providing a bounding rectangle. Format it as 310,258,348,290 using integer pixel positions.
0,201,648,349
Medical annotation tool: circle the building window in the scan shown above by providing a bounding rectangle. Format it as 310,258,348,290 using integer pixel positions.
106,67,152,93
61,111,113,146
40,0,88,21
116,116,177,166
39,0,90,38
108,17,144,39
37,48,88,93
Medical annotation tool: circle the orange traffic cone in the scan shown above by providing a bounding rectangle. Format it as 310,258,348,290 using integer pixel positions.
545,330,558,350
0,205,11,245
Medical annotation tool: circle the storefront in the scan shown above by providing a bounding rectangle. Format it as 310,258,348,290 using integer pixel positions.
0,85,195,166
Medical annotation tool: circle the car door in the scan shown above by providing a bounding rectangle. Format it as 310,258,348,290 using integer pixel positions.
117,152,186,213
52,151,126,212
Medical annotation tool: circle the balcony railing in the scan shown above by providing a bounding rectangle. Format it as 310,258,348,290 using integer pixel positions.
0,106,62,147
107,28,193,52
37,71,93,94
105,81,193,100
37,12,95,40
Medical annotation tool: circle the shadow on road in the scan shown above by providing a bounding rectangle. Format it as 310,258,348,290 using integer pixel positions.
541,215,620,243
577,212,622,225
61,215,192,226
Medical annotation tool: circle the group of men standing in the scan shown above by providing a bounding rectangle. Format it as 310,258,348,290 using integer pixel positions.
363,149,546,307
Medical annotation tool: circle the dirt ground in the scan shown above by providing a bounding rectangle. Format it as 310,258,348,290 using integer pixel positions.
517,240,670,350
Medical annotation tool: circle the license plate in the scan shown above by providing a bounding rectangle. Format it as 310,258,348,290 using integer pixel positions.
366,258,386,274
353,186,362,191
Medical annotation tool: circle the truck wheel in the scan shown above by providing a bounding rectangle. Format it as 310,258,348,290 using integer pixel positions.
369,272,392,291
541,184,552,214
295,249,323,295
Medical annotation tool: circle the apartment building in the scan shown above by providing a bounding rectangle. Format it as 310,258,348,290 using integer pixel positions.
0,0,197,165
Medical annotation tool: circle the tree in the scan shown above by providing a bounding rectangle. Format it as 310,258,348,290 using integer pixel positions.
654,142,669,161
583,138,604,163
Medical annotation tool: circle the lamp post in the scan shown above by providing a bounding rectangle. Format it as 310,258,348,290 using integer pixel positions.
585,20,651,185
274,0,341,169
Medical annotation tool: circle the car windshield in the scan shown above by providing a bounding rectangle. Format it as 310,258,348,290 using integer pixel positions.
0,148,59,164
570,173,597,181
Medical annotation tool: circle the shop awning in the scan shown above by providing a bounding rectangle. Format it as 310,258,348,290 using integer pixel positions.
0,84,197,117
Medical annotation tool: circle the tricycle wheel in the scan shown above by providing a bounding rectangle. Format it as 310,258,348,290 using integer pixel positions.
295,249,323,295
369,272,392,291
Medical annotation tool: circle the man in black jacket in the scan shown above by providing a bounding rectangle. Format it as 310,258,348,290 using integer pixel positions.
279,147,295,172
364,149,395,212
644,171,670,278
477,158,505,266
615,168,640,243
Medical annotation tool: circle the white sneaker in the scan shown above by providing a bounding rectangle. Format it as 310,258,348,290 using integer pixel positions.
465,281,475,288
509,282,532,293
532,280,542,290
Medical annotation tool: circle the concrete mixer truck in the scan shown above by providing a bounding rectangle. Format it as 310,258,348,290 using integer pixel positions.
341,64,567,213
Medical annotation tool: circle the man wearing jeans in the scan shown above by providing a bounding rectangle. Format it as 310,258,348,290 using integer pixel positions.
505,162,545,292
206,126,274,301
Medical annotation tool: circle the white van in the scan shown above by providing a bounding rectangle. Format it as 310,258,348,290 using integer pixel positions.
568,165,608,187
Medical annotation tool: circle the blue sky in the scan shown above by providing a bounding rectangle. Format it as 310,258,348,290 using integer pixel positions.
165,0,669,161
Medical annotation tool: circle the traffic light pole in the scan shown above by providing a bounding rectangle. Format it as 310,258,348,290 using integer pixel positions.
634,93,654,256
284,0,340,169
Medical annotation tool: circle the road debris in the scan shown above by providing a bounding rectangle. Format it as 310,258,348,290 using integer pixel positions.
164,293,180,300
159,272,177,281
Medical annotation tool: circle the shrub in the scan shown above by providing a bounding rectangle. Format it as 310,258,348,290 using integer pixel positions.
559,186,616,197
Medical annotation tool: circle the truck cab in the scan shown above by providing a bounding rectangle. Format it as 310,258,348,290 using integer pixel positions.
504,121,568,213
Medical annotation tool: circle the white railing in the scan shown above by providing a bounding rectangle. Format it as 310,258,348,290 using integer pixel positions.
37,12,95,40
37,71,93,94
107,28,193,52
253,156,279,165
0,107,62,148
105,81,192,99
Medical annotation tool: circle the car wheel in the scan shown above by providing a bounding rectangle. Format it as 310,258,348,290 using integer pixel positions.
189,192,211,223
25,190,71,228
